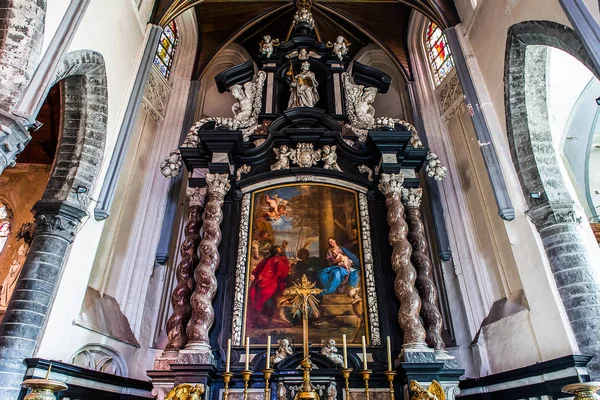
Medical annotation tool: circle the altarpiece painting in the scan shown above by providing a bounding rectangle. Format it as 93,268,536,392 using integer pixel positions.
241,184,370,347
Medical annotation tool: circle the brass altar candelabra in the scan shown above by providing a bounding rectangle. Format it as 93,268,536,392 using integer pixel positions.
241,370,253,400
223,372,233,400
263,368,274,400
562,382,600,399
21,363,68,400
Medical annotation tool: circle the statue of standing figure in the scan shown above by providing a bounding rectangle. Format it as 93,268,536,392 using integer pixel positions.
287,61,319,109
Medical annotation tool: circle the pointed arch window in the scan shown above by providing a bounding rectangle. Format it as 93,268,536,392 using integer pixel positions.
426,22,454,86
0,203,11,255
153,21,179,79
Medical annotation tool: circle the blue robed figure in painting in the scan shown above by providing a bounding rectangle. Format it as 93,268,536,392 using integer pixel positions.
318,237,360,295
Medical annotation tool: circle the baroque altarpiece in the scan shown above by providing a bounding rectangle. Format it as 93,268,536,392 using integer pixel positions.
152,2,461,399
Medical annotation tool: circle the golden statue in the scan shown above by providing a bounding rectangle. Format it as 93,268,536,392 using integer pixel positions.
166,383,206,400
284,274,322,399
410,380,446,400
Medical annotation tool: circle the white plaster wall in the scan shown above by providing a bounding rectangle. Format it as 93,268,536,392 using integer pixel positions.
34,0,166,379
408,6,583,376
440,0,600,370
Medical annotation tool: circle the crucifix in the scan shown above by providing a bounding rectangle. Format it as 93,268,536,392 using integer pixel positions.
287,274,323,400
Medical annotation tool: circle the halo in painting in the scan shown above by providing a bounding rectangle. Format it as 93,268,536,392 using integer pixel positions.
243,183,369,346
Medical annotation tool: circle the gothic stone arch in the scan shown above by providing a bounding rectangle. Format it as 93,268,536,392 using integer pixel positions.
0,50,108,399
504,20,600,377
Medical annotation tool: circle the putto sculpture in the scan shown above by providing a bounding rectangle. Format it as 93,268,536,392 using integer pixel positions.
271,338,294,366
260,35,280,58
320,339,344,367
321,145,342,171
329,35,350,61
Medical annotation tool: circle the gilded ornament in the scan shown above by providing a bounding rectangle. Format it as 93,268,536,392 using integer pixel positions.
165,383,205,400
410,380,446,400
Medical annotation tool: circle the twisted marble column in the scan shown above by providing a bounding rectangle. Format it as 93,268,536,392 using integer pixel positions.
378,174,427,348
184,174,230,359
402,188,445,352
164,187,207,352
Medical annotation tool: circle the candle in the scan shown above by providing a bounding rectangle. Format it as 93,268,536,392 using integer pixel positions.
342,334,348,369
386,336,392,371
361,335,368,370
245,336,250,370
226,338,232,373
266,336,271,369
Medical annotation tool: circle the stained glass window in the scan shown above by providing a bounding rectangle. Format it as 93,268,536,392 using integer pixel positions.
426,22,454,86
154,21,179,79
0,203,11,255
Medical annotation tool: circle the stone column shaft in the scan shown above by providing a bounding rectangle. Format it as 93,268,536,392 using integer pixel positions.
163,187,207,354
530,202,600,377
182,174,230,363
0,202,85,399
402,188,445,352
378,174,427,349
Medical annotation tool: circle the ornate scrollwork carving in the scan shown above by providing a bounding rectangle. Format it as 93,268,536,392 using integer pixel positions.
160,71,267,179
290,143,321,168
165,383,205,400
231,194,251,345
425,152,447,181
410,381,446,400
359,193,381,346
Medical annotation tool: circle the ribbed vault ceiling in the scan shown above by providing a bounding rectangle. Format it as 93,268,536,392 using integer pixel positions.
150,0,460,81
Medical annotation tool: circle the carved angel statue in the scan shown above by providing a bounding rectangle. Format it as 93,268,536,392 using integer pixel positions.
320,339,344,367
277,382,287,400
326,381,337,400
342,72,378,140
271,145,293,171
166,383,205,400
271,338,294,366
260,35,279,58
410,380,446,400
321,145,341,171
230,81,257,129
288,61,319,109
332,36,350,61
235,164,251,181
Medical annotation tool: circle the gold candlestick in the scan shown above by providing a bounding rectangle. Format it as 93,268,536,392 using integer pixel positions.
341,368,352,400
263,368,274,400
360,369,372,400
241,370,253,400
384,371,396,400
563,383,600,399
22,362,68,400
223,371,234,400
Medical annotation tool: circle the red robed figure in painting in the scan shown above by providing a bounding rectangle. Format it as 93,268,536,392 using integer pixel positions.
248,244,290,324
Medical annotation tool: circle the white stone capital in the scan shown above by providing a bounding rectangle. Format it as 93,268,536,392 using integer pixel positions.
186,187,207,207
401,188,423,208
378,173,405,195
206,173,231,196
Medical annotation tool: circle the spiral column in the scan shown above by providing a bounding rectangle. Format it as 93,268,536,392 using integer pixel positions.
182,173,231,363
401,188,446,355
163,187,207,354
378,174,427,353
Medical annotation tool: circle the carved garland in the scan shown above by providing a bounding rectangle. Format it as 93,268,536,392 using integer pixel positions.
231,194,251,345
358,193,381,346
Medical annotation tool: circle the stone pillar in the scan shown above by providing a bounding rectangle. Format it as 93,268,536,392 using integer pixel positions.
401,188,447,356
160,187,207,364
0,0,46,112
0,201,86,399
378,173,430,359
529,202,600,376
181,173,231,363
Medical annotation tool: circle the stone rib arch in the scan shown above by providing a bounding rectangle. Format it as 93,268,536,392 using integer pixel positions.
44,50,109,209
0,49,108,398
504,20,600,377
505,20,599,211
